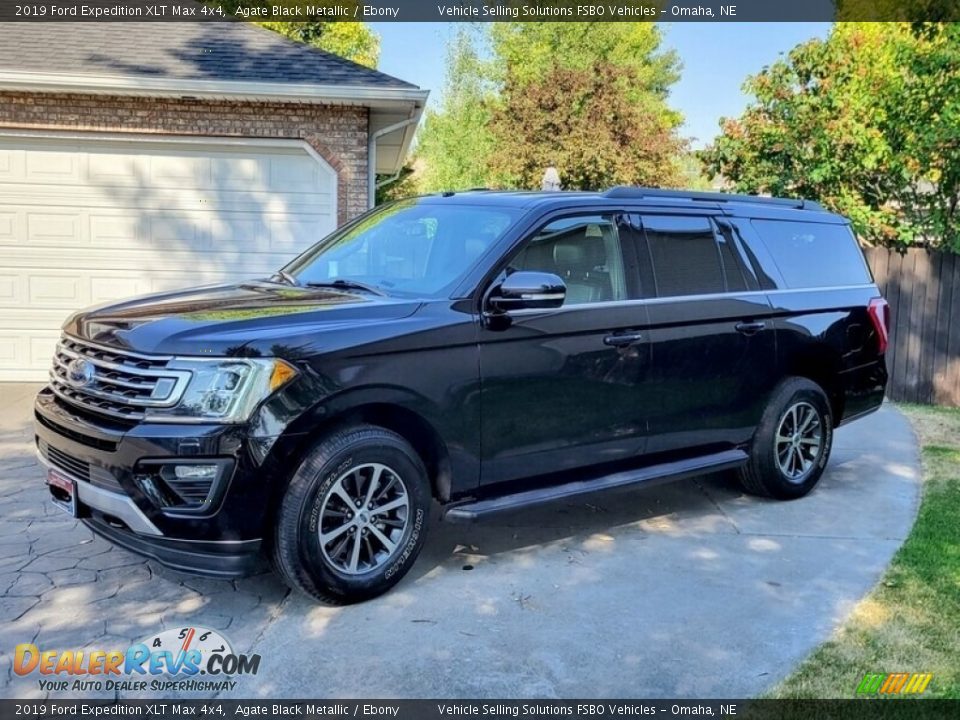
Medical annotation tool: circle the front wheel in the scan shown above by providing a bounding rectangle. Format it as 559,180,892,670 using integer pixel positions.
272,425,430,604
738,378,834,500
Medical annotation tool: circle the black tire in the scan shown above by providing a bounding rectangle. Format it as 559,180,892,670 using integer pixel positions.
272,424,430,604
738,377,834,500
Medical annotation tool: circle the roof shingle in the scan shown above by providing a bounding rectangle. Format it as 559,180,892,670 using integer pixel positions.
0,20,417,89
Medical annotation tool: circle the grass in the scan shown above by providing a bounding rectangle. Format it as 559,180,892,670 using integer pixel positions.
770,404,960,699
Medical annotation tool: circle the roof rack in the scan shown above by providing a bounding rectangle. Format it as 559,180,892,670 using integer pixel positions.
603,186,823,211
437,188,493,196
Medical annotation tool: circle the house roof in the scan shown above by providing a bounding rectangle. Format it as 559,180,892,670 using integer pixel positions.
0,19,428,175
0,20,415,89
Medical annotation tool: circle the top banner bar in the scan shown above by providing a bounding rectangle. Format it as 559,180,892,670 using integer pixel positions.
0,1,957,23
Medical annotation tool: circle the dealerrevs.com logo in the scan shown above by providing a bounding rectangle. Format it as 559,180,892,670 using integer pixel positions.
13,626,260,693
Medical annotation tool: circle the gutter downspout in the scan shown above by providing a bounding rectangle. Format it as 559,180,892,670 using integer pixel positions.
368,113,418,208
376,169,403,190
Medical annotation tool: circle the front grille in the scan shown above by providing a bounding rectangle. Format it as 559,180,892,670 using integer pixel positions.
49,335,190,422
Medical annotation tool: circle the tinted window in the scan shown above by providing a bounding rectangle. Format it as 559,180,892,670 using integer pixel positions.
641,215,725,297
286,201,518,297
751,220,871,289
511,214,627,305
715,222,753,292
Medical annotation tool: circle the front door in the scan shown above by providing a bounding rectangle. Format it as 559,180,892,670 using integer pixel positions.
478,212,652,488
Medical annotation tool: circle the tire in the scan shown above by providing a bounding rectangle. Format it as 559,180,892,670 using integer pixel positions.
272,424,430,604
738,377,834,500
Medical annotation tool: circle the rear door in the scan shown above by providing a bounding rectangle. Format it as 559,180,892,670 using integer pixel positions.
630,212,779,455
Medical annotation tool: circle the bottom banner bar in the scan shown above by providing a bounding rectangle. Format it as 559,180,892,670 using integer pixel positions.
1,700,957,720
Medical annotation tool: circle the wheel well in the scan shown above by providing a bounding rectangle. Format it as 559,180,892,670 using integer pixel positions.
788,352,845,422
288,403,453,503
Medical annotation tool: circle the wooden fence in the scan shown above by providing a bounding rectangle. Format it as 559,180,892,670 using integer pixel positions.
865,247,960,407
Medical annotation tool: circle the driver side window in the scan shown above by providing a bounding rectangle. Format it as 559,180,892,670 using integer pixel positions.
510,214,627,305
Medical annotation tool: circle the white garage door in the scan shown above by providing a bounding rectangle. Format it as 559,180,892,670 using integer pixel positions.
0,133,338,381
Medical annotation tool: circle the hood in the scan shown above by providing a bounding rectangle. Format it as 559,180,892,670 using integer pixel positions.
63,281,423,357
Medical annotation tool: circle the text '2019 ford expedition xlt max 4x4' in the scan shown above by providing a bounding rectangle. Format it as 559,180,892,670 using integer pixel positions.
34,187,889,603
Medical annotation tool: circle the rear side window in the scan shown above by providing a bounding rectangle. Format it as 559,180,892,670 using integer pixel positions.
641,215,725,297
751,220,870,289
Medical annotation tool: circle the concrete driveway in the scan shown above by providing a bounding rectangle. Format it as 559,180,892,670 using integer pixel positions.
0,383,919,699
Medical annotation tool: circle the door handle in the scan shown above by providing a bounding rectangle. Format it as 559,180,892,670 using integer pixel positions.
603,332,644,347
735,321,766,336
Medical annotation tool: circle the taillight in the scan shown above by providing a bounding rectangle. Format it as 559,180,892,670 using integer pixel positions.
867,297,890,354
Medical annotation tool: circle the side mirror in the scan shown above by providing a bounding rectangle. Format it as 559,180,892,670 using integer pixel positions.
488,271,566,312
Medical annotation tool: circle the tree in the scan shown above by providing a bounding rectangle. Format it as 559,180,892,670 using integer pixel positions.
416,23,684,193
701,23,960,252
489,62,685,190
214,2,380,67
489,22,680,103
258,21,380,68
414,29,496,192
375,161,420,204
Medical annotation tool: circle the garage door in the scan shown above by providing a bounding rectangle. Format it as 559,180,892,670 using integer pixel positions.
0,133,338,381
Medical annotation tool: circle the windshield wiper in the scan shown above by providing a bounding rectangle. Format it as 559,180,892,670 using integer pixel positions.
304,279,386,296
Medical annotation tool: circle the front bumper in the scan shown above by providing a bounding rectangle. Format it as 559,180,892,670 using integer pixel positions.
33,387,289,577
84,514,263,577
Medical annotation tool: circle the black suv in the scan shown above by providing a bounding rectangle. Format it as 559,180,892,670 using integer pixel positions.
35,188,889,603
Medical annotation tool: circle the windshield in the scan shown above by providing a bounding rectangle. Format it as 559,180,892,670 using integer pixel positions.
283,200,519,298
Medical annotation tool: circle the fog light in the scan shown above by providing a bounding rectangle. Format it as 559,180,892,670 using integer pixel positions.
134,459,232,513
173,464,218,481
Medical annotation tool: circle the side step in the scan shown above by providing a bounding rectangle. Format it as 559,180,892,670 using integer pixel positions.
443,449,748,523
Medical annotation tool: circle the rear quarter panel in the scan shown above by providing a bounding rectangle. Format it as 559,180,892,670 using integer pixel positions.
767,286,888,423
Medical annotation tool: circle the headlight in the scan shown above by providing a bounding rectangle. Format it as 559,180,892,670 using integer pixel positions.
145,358,298,423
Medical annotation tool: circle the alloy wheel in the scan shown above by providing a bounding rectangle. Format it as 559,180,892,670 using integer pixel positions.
318,463,409,575
775,401,824,482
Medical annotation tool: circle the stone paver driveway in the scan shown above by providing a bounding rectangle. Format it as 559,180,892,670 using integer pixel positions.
0,383,919,699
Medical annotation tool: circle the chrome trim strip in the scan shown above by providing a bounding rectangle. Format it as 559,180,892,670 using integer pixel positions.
48,382,146,421
51,367,185,409
57,345,187,383
52,338,190,410
37,453,162,536
54,356,158,391
62,333,174,362
504,284,877,316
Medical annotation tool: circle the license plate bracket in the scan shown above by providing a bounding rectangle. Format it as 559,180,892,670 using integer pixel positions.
46,468,78,517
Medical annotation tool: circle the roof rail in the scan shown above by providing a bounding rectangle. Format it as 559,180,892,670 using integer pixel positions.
603,186,823,211
436,188,493,196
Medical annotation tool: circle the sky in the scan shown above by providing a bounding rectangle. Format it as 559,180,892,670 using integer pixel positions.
369,22,831,149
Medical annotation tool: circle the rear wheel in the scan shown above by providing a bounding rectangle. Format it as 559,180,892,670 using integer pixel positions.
738,378,833,499
272,425,430,604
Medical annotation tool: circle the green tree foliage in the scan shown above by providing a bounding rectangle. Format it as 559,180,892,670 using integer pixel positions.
415,23,684,193
414,29,496,193
701,23,960,252
835,0,960,21
489,22,680,101
259,21,379,68
375,162,419,204
213,2,380,67
489,62,685,190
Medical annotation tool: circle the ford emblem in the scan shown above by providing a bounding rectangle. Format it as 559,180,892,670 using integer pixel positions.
66,358,96,389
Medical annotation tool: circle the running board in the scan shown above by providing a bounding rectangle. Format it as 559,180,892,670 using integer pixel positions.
443,449,748,523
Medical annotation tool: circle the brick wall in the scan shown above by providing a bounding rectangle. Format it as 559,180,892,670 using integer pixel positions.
0,92,369,224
